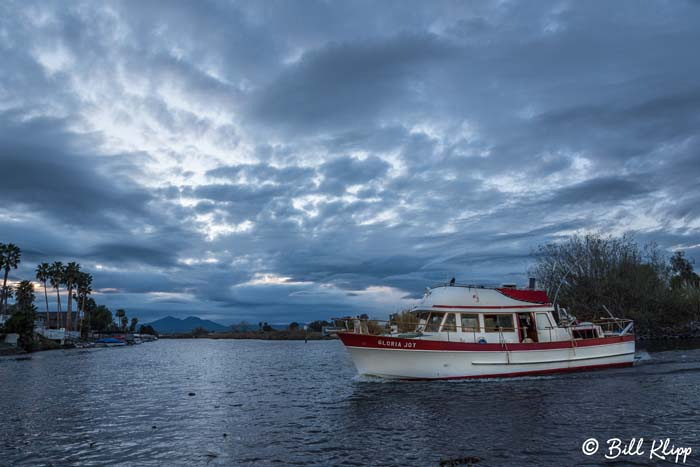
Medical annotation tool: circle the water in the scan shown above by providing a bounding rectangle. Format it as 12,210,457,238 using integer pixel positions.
1,339,699,466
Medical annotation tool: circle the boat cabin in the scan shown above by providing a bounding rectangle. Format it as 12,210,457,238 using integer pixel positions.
408,309,579,343
402,284,605,344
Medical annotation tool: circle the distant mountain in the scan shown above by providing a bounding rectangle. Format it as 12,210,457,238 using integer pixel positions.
145,316,229,334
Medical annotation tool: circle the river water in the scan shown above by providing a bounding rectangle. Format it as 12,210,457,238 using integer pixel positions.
1,339,699,466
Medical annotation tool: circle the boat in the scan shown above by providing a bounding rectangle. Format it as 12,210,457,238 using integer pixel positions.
95,337,127,347
337,281,635,380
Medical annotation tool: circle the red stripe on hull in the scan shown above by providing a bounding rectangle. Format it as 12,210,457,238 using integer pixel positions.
337,332,635,352
405,362,634,381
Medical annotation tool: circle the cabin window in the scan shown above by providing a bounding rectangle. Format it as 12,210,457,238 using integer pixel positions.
425,313,444,332
484,314,515,332
460,314,480,332
441,313,457,332
572,328,596,339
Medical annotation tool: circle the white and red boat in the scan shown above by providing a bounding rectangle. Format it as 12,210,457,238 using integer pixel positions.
338,282,635,380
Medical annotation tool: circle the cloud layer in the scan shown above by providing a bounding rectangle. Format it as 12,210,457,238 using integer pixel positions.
1,0,699,323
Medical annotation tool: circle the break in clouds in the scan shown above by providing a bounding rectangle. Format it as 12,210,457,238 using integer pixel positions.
1,1,699,323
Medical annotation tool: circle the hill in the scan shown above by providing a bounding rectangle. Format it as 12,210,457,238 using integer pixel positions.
145,316,229,334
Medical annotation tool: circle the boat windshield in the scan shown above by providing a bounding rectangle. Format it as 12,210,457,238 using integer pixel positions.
442,313,457,332
425,313,444,332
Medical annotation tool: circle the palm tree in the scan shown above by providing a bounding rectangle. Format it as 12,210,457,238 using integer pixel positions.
75,272,93,333
63,262,80,332
0,243,21,315
35,263,51,326
49,262,64,328
0,286,12,312
15,280,35,312
115,309,126,332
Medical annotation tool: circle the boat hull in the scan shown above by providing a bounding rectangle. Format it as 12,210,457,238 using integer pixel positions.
338,333,635,380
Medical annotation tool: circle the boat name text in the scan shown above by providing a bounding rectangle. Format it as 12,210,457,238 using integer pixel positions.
377,339,417,349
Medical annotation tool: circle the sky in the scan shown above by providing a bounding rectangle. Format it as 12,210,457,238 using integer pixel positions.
1,0,699,324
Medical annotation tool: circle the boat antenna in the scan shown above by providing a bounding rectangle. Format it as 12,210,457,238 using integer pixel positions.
552,261,579,322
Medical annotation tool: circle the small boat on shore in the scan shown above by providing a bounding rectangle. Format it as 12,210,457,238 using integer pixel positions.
95,337,127,347
337,282,635,380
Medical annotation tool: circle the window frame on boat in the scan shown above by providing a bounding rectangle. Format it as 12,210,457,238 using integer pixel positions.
459,313,480,332
424,312,445,332
441,313,457,332
483,313,516,332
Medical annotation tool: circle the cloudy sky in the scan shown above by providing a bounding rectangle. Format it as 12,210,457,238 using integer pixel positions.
1,1,699,324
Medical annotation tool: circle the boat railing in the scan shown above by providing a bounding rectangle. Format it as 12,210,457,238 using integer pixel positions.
426,282,541,290
591,318,635,336
333,317,515,344
334,315,635,343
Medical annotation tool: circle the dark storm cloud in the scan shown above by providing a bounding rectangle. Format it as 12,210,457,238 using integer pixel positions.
85,242,179,268
0,112,153,228
547,177,652,206
1,0,699,323
248,33,458,131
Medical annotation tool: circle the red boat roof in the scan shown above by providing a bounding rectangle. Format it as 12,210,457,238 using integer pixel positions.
495,288,549,304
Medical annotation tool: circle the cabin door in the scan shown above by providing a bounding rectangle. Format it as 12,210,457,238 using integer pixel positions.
517,313,537,342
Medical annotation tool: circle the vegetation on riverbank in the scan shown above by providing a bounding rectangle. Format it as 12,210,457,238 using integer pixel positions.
165,321,335,340
0,243,144,352
531,234,700,338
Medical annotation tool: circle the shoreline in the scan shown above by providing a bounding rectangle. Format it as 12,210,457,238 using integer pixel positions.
3,332,699,357
160,331,336,341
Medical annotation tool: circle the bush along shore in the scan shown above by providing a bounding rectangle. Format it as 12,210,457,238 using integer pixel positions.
0,242,151,354
531,234,700,340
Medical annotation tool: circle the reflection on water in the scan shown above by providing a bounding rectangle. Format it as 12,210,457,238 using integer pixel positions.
1,339,699,466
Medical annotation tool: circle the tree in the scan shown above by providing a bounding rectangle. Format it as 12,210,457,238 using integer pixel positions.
78,297,98,337
75,272,93,333
35,263,51,326
0,286,12,313
4,280,37,351
14,280,35,310
49,261,64,328
0,243,21,314
307,320,330,332
262,322,273,332
670,251,700,290
121,315,128,332
191,326,208,337
138,324,158,336
90,305,114,332
288,322,300,331
129,317,138,333
530,234,686,331
63,262,81,332
115,309,126,332
669,251,700,322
